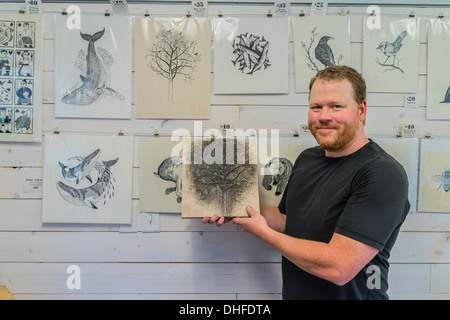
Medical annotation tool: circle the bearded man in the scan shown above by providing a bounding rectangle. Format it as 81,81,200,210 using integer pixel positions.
203,66,410,300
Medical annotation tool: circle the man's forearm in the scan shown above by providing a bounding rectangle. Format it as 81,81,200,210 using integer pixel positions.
260,206,286,233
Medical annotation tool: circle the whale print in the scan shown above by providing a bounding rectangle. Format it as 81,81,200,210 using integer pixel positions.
62,28,124,105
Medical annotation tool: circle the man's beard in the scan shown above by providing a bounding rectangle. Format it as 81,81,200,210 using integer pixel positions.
308,116,360,152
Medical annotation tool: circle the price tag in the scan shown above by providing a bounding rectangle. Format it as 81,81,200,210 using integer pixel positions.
23,178,42,193
274,1,290,17
299,124,311,136
404,94,419,109
192,1,208,17
311,1,328,16
109,0,129,16
25,0,42,14
402,123,417,138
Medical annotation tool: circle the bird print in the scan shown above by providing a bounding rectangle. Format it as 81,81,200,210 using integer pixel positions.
376,30,407,71
314,36,335,68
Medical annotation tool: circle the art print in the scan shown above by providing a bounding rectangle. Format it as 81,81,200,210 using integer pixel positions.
418,139,450,213
42,134,133,224
258,137,317,208
292,15,351,93
135,17,211,119
140,137,183,213
426,19,450,120
213,17,289,94
0,14,42,142
54,15,132,119
362,17,419,93
182,137,259,218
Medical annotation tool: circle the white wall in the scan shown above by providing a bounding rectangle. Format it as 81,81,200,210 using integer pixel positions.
0,2,450,300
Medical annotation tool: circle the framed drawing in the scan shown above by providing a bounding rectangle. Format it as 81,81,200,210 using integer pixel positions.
362,17,420,93
54,15,132,119
140,137,183,213
0,14,43,142
42,134,133,224
292,15,351,93
418,139,450,213
182,137,259,218
258,137,317,208
135,17,211,119
372,137,419,212
427,18,450,120
213,17,289,94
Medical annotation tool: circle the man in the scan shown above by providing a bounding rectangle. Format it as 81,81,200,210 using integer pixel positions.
202,66,409,299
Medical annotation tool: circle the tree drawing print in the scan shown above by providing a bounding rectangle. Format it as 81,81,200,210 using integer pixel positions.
231,32,271,75
146,29,201,103
62,28,125,105
375,30,407,73
184,138,257,217
56,148,118,209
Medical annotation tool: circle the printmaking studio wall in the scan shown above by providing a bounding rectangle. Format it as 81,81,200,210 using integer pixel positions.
1,1,450,299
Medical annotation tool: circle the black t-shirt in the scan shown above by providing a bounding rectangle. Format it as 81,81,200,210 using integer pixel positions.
278,141,410,300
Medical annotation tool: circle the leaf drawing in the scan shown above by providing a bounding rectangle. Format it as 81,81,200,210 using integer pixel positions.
231,32,271,75
146,29,201,103
62,28,125,105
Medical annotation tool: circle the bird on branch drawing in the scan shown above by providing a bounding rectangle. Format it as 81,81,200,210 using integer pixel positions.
375,30,407,73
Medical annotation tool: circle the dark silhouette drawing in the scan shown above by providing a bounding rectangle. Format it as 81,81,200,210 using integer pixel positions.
62,28,125,105
231,32,270,75
301,27,344,72
183,138,258,217
146,29,201,103
376,30,407,73
153,156,182,203
56,149,118,209
262,157,293,196
431,169,450,193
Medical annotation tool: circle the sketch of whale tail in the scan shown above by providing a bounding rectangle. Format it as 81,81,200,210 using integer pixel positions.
80,28,105,43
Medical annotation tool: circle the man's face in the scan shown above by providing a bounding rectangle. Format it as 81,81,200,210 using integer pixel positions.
308,78,366,156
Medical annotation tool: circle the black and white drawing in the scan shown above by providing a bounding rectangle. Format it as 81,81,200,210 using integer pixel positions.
261,157,293,196
15,50,34,77
62,29,124,106
213,17,288,94
182,137,259,218
146,29,201,103
375,30,407,73
0,21,14,47
363,18,419,93
56,148,118,210
55,16,132,119
293,16,351,92
42,134,133,224
135,17,210,119
231,32,270,75
153,156,183,203
301,28,344,72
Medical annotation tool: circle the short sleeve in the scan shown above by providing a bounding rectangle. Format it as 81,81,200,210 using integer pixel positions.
334,159,410,251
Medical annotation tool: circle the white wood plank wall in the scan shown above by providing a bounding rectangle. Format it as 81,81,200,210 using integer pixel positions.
0,2,450,300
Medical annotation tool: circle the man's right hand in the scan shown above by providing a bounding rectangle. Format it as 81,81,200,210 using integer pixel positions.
201,214,231,226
